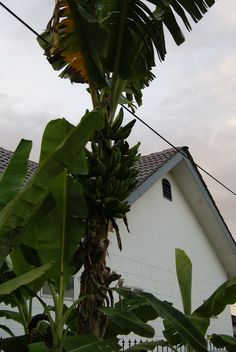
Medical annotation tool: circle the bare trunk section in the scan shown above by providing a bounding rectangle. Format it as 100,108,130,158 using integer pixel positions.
78,217,120,337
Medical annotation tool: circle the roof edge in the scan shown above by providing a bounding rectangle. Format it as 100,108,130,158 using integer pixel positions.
128,152,185,205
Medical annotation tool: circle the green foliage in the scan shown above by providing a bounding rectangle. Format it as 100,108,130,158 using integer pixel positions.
100,306,155,338
163,249,236,351
28,341,50,352
124,340,168,352
0,139,32,208
38,0,215,107
175,249,192,315
193,276,236,318
0,109,104,269
0,324,15,338
0,263,54,295
0,110,105,350
63,335,120,352
0,334,30,352
0,310,22,325
133,290,207,352
3,2,233,352
209,334,236,352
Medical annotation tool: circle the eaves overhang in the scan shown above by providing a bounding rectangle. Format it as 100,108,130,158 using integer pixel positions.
128,152,184,205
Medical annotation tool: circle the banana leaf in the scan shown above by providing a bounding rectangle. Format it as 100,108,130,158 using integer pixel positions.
0,310,23,325
0,108,104,269
16,173,87,290
175,248,192,315
28,342,50,352
38,0,215,104
100,306,155,338
10,118,91,289
0,139,32,209
63,334,121,352
124,340,168,351
0,263,54,295
115,288,208,352
209,334,236,352
0,324,15,337
0,334,30,352
193,276,236,318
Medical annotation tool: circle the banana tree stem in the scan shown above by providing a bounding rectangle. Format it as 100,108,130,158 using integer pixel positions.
14,296,28,334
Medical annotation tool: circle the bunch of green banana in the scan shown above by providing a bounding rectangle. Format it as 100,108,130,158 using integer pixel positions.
78,107,140,234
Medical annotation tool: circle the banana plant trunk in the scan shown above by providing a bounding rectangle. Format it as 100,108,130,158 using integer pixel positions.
76,86,138,337
78,217,120,337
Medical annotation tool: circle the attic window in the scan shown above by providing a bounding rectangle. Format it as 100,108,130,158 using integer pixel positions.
162,178,172,201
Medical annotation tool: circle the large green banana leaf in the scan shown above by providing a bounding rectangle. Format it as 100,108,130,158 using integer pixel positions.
39,118,74,164
0,139,32,209
63,335,121,352
0,334,30,352
209,334,236,352
175,248,192,315
0,324,15,338
114,288,208,352
15,173,86,290
0,108,104,269
38,0,215,99
0,310,23,325
100,306,155,338
28,335,121,352
9,118,90,292
193,275,236,321
124,340,168,351
164,250,236,345
0,263,54,295
176,250,236,335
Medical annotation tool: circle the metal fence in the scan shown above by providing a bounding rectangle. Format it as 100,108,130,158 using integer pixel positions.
120,339,226,351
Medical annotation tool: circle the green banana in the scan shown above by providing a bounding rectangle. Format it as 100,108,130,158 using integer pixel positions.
127,142,141,156
111,108,124,133
120,119,136,139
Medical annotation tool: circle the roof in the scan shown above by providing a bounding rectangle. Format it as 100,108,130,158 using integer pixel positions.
0,147,14,173
0,145,181,187
136,147,180,186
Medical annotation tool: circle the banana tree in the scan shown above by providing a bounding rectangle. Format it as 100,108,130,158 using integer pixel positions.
0,110,104,351
0,134,212,352
37,0,216,338
161,249,236,352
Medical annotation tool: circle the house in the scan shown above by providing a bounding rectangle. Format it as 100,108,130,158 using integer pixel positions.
108,146,236,338
0,145,235,339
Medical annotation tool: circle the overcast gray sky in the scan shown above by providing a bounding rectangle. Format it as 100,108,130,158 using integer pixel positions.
0,0,236,236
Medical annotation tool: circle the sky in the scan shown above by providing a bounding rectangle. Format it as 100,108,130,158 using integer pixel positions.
0,0,236,236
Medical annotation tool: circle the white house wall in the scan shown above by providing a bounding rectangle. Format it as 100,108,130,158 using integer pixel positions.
108,172,233,338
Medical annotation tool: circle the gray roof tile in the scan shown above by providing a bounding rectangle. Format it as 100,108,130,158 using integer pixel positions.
0,146,182,187
136,147,182,186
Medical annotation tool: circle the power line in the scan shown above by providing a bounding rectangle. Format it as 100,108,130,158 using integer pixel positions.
0,2,48,44
121,105,236,196
1,1,236,197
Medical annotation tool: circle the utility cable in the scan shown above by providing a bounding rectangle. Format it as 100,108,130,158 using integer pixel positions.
1,1,236,197
0,2,48,44
121,104,236,196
